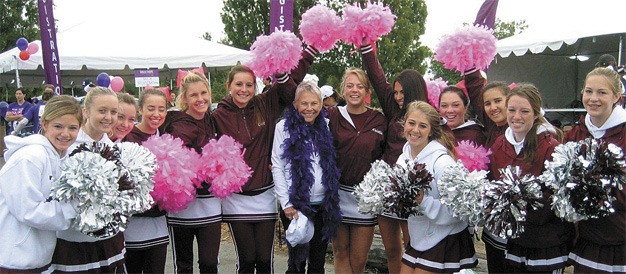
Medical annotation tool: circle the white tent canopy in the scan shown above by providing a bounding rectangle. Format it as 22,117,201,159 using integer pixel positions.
487,17,626,125
0,36,250,72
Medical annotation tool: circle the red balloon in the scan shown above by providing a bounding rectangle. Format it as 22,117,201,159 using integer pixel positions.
19,50,30,61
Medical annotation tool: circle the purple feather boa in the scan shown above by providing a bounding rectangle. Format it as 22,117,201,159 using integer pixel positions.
281,106,342,241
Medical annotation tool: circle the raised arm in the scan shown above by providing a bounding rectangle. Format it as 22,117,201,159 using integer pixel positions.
360,44,399,118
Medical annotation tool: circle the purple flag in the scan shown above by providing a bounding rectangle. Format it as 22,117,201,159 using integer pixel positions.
37,0,63,94
474,0,499,29
270,0,294,33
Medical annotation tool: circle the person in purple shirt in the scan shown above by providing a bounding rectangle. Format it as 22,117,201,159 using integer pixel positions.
5,88,33,134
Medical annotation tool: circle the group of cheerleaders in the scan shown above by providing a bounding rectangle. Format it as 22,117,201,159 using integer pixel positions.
0,41,623,274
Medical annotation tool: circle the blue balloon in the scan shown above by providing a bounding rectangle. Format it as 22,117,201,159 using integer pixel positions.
16,37,28,51
96,72,110,87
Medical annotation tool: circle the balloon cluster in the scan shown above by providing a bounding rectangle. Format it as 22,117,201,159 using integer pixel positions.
95,72,125,92
16,37,39,61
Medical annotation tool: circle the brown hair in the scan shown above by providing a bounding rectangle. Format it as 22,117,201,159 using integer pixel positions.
226,65,265,125
40,95,82,134
403,101,457,157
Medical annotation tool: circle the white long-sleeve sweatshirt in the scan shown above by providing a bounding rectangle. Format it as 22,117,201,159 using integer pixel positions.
0,135,77,270
397,140,468,251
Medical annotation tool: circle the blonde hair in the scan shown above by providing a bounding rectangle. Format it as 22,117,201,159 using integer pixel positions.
117,92,136,107
584,67,623,97
84,86,116,110
41,95,82,134
403,101,456,156
177,72,211,112
340,67,372,97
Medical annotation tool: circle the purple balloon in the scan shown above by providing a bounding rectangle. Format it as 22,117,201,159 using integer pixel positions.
96,72,111,87
16,37,28,51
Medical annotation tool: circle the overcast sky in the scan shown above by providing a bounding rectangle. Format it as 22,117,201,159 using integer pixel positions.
52,0,626,49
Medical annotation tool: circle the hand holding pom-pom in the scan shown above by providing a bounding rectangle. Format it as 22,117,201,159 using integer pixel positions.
142,134,201,213
247,30,302,79
300,5,342,53
354,160,393,215
434,25,497,73
439,160,488,228
197,135,252,199
542,138,626,222
483,166,543,239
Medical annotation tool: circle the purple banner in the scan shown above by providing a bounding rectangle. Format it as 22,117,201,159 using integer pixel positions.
270,0,294,33
473,0,499,29
37,0,63,94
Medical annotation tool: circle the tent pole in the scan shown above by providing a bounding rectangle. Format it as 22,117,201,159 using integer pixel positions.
14,56,22,88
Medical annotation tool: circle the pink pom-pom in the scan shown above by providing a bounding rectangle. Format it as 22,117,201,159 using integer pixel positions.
246,30,302,79
425,77,448,109
361,1,395,43
142,134,201,213
456,140,492,172
300,5,342,53
339,3,366,47
340,2,396,47
434,25,497,73
197,135,252,199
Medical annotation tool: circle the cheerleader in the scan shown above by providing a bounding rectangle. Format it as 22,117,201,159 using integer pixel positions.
49,87,126,273
565,67,626,273
110,92,137,142
213,46,313,273
489,84,572,273
160,72,220,273
122,89,168,273
0,96,80,272
438,86,487,145
271,82,341,273
328,68,387,273
360,44,427,274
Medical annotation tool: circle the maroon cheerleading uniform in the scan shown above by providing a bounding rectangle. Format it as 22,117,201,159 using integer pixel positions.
161,110,221,273
564,116,626,273
327,106,387,225
489,131,574,272
121,126,169,273
212,47,313,273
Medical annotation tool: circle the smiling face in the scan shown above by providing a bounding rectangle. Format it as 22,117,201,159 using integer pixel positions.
342,74,369,109
228,71,256,108
506,95,537,142
439,92,467,129
112,102,137,140
183,81,211,119
139,94,167,133
583,75,620,127
483,87,508,126
42,114,80,155
403,108,431,156
393,81,405,109
294,91,322,125
83,94,118,139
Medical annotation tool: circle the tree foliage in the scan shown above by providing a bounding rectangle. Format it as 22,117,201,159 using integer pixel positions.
220,0,430,107
430,19,528,84
0,0,39,52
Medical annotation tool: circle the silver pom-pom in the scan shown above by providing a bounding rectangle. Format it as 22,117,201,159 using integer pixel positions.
439,160,488,228
116,142,157,215
483,166,543,239
542,138,626,222
354,160,392,215
50,151,124,238
385,160,432,218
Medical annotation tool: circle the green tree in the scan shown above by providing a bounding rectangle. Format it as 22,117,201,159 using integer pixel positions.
430,19,528,84
221,0,430,108
0,0,39,52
